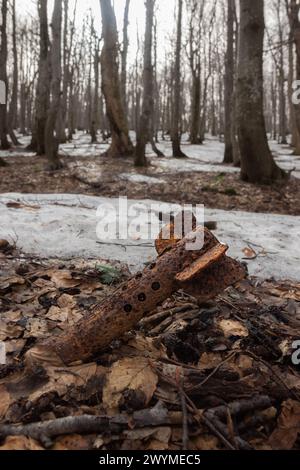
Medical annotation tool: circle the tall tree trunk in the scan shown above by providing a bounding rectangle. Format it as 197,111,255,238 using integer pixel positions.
121,0,130,112
0,0,10,150
172,0,187,158
135,0,155,166
91,39,100,144
236,0,286,184
8,0,20,146
190,73,201,144
56,0,68,144
30,0,51,155
45,0,63,170
288,31,300,152
287,0,300,154
224,0,235,163
100,0,133,158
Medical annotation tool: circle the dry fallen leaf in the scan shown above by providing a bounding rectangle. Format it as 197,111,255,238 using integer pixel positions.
269,399,300,450
0,385,10,421
0,436,44,450
242,247,257,259
103,357,158,414
198,352,222,370
52,434,91,451
50,270,81,289
219,319,248,338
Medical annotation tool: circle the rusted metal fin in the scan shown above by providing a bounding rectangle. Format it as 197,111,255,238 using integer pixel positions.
175,243,228,283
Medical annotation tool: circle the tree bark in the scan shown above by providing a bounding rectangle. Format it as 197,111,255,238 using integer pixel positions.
224,0,235,163
0,0,10,150
31,0,51,155
100,0,134,158
91,38,100,144
172,0,187,158
121,0,130,112
8,0,20,146
26,227,246,368
44,0,63,170
236,0,286,184
287,0,300,154
135,0,155,167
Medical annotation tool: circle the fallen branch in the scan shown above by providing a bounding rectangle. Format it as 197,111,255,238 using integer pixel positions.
0,402,181,446
25,221,246,368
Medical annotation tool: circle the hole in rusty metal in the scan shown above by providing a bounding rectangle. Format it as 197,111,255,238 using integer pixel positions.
122,285,127,291
152,282,161,291
124,304,132,313
135,273,143,280
149,263,156,270
138,293,146,302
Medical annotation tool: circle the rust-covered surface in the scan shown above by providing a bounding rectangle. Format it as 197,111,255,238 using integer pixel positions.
26,224,247,368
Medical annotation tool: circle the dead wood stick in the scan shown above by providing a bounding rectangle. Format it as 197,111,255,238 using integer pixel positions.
179,386,189,450
25,227,246,368
139,303,196,328
204,395,273,420
0,402,181,443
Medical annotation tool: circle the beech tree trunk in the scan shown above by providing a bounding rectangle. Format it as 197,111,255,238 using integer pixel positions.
236,0,286,184
287,0,300,154
100,0,133,158
91,38,100,144
224,0,235,163
8,0,20,146
31,0,51,155
135,0,155,167
44,0,63,170
121,0,130,112
172,0,187,158
0,0,10,150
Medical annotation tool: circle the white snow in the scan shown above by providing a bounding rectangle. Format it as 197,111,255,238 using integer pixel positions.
1,132,299,179
119,173,167,184
0,193,299,281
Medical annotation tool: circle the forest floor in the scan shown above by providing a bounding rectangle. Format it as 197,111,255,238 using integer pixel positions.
0,134,300,451
0,133,300,216
0,245,299,450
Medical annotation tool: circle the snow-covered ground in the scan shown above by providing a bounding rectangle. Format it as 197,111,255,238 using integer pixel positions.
1,132,300,179
0,193,299,281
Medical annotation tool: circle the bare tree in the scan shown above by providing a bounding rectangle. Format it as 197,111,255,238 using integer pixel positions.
224,0,235,163
44,0,63,170
100,0,133,158
91,34,101,144
0,0,10,151
172,0,187,158
29,0,50,155
187,0,203,145
121,0,130,112
237,0,286,183
135,0,155,166
286,0,300,153
8,0,20,146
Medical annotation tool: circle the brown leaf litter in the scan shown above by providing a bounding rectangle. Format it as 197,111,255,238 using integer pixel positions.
0,247,299,451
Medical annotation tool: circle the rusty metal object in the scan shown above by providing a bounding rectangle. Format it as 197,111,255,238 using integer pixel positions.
26,224,247,368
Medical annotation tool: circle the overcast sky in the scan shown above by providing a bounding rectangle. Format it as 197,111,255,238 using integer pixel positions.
16,0,176,63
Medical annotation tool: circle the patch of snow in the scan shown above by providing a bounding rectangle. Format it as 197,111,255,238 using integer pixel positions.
119,173,167,184
0,193,299,281
1,132,300,178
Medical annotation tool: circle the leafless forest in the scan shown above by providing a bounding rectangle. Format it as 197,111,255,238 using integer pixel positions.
0,0,300,456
